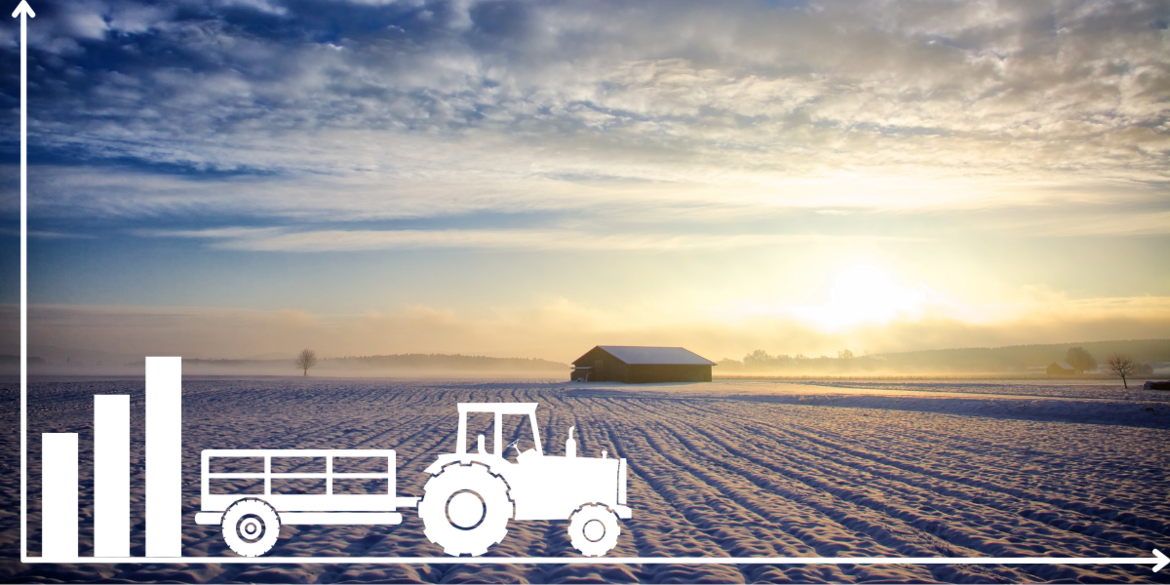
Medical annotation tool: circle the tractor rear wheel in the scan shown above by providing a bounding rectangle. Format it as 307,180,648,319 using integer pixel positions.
418,463,513,556
221,498,281,557
568,503,620,557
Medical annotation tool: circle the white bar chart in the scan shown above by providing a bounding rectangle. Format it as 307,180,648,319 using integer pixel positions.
94,395,130,557
146,357,183,557
41,433,78,560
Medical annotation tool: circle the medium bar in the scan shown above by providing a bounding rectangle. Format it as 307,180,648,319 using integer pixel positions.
145,357,182,557
94,395,130,557
41,433,78,560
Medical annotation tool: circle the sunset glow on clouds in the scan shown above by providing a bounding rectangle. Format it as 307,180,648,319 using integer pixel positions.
1,0,1167,362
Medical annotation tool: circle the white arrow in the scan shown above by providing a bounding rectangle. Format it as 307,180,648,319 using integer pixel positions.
12,0,33,564
18,550,1169,572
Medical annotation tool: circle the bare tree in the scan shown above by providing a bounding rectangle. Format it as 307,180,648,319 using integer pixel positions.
295,348,318,377
1105,353,1135,389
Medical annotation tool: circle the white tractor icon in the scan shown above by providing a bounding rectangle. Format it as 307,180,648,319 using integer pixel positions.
418,402,631,557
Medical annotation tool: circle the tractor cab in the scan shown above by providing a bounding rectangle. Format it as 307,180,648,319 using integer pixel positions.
456,402,544,464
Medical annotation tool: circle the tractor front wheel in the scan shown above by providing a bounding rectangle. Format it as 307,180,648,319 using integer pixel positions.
418,463,513,556
568,503,620,557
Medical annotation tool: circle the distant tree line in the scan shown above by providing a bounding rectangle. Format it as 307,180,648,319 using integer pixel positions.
174,353,568,373
325,353,567,371
719,350,858,374
0,355,46,365
718,339,1168,376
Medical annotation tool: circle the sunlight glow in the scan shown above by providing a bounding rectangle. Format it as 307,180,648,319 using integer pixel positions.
793,265,928,331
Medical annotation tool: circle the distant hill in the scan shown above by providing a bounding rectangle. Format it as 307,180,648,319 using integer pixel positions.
718,339,1170,376
870,339,1170,374
133,353,570,377
326,354,567,372
0,354,47,375
0,355,45,365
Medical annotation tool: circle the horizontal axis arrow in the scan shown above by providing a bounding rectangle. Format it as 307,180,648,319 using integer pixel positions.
21,549,1168,572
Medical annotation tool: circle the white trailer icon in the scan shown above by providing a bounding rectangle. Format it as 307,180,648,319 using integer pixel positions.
194,449,418,556
196,402,631,557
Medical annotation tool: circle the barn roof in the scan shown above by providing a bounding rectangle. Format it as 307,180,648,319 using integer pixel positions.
1049,361,1075,370
586,345,717,366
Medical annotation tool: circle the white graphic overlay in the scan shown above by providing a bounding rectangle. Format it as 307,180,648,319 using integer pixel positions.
418,402,630,557
195,449,415,557
40,433,78,560
14,0,33,563
145,356,183,557
94,395,131,557
11,3,1166,573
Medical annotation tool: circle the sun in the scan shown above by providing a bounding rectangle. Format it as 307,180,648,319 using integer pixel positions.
794,264,928,331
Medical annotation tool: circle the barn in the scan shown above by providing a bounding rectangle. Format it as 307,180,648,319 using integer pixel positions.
571,346,716,383
1046,361,1077,377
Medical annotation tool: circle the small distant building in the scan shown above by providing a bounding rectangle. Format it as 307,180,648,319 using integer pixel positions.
1046,361,1077,377
571,346,716,383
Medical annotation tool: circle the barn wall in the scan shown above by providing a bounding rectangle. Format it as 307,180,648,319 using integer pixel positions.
611,361,629,383
571,348,629,382
628,364,712,383
571,348,604,381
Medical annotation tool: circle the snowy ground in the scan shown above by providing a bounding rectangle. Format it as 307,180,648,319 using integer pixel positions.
1,377,1168,583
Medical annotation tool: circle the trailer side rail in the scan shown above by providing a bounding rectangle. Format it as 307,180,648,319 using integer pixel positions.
200,449,416,514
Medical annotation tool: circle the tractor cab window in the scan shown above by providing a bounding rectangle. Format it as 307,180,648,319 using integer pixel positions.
501,414,537,463
463,412,499,455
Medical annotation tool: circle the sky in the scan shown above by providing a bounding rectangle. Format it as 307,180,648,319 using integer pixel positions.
0,0,1167,364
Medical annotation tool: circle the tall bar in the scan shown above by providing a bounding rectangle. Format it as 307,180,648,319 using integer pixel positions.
94,395,130,557
145,357,182,557
41,433,78,560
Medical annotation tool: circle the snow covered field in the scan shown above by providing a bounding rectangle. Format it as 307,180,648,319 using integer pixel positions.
1,377,1168,583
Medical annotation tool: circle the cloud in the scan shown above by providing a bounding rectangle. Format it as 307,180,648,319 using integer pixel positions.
985,209,1170,237
139,225,921,252
3,0,1165,234
3,0,1166,337
0,228,97,239
21,159,1168,243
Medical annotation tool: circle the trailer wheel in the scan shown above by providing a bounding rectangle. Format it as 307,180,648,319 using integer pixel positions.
419,463,512,556
568,503,620,557
221,498,281,557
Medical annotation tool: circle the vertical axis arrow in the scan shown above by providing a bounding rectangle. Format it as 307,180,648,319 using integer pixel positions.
13,0,34,563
